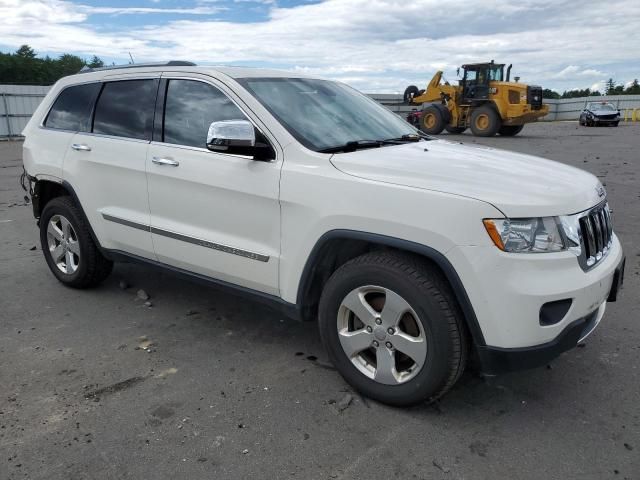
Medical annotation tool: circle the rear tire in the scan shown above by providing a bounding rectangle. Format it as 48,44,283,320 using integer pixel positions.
420,105,446,135
318,251,468,406
40,196,113,288
470,105,501,137
445,126,466,134
498,125,524,136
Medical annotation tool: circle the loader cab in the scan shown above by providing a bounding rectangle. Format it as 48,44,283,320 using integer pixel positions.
460,62,505,103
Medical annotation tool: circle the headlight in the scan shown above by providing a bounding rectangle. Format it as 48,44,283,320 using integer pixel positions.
483,217,565,253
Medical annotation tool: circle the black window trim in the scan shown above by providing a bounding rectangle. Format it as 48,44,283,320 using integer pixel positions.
152,75,277,160
40,80,102,133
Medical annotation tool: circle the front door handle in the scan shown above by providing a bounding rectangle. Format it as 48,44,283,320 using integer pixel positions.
152,157,179,167
71,143,91,151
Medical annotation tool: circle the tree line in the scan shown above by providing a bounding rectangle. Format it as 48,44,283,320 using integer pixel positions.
0,45,105,85
2,45,640,99
543,79,640,99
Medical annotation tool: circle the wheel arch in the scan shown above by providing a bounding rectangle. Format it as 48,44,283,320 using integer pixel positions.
33,179,104,251
31,178,68,219
296,230,486,346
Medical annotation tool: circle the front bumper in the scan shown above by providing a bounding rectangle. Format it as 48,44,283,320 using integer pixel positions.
592,117,619,125
477,298,606,374
446,235,624,373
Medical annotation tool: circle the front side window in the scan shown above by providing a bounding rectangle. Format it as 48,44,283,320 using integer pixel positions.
163,79,248,148
44,83,101,131
238,77,416,152
93,79,157,140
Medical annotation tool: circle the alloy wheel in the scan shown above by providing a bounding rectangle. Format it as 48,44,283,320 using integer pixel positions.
337,286,427,385
46,214,80,274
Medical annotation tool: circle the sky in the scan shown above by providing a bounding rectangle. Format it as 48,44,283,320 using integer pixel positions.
1,0,639,93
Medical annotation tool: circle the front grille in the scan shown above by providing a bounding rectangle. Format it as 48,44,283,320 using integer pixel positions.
578,202,613,269
596,114,617,120
527,85,543,110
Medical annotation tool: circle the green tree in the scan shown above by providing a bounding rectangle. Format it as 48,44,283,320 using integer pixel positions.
561,88,593,99
542,88,560,99
625,79,640,94
87,55,104,68
0,45,107,84
15,45,36,58
605,78,616,95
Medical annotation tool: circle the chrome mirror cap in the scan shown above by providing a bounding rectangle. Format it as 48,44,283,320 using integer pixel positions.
207,120,255,152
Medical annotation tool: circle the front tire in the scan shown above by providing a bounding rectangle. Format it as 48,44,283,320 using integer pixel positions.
318,252,468,406
470,105,501,136
498,125,524,136
420,105,446,135
40,196,113,288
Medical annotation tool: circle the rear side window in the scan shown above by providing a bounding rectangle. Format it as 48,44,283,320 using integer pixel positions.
93,79,157,140
44,83,100,131
163,79,247,148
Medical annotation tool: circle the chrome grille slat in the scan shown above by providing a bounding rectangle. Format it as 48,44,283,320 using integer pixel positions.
604,207,613,240
578,202,613,270
592,214,603,254
581,216,596,261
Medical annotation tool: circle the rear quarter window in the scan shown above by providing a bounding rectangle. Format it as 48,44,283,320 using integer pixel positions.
44,83,101,132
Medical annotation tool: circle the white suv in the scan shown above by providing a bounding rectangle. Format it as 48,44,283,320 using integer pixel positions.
22,62,625,406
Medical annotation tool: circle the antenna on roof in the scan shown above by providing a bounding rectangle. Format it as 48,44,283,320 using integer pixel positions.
128,52,135,64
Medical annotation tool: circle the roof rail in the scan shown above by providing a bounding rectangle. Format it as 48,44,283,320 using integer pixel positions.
78,61,197,74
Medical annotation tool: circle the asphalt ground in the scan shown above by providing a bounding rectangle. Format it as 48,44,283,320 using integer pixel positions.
1,121,639,479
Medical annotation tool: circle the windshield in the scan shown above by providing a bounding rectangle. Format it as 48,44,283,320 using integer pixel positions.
588,102,616,111
237,77,418,152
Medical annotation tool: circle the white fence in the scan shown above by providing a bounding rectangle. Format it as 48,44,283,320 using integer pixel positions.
2,83,640,138
0,85,49,138
543,95,640,121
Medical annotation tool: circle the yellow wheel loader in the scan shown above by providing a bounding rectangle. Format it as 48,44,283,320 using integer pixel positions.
404,61,549,137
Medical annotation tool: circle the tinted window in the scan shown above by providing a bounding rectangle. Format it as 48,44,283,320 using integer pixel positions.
44,83,100,131
93,79,157,140
163,80,247,148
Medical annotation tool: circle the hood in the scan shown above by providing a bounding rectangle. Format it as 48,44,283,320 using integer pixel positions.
330,139,605,217
588,108,619,116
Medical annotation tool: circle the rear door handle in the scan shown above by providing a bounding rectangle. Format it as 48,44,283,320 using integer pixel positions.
71,143,91,152
152,157,179,167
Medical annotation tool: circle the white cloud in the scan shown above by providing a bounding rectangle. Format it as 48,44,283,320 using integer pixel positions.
553,65,607,80
81,6,224,16
0,0,638,93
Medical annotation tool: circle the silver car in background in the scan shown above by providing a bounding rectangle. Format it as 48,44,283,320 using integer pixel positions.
579,101,620,127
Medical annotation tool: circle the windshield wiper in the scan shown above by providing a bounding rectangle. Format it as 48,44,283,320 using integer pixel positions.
318,139,390,153
319,135,420,154
383,133,423,142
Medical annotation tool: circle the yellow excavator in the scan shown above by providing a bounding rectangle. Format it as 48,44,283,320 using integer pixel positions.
404,61,549,136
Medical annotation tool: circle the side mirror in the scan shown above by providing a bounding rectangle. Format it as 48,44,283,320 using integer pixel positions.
206,120,274,161
207,119,255,150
